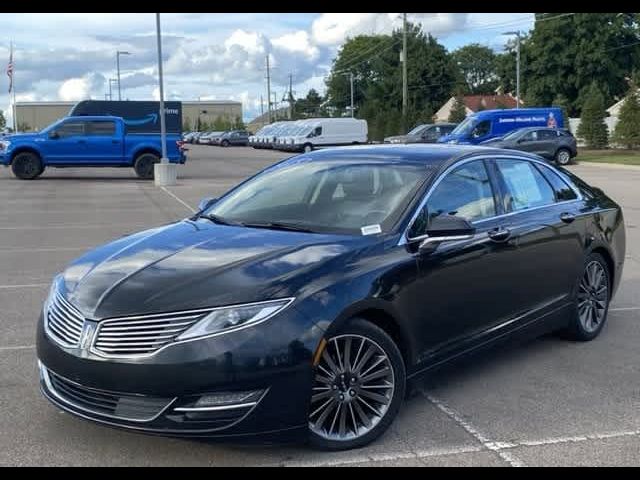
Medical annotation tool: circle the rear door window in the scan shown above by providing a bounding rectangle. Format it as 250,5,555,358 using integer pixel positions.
495,159,556,211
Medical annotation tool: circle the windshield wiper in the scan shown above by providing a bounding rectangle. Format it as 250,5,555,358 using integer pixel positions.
198,213,244,226
242,222,314,233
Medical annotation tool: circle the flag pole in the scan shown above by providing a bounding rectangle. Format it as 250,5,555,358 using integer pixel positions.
10,41,16,132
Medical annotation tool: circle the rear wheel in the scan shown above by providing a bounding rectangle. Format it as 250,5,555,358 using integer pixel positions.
221,140,230,147
303,143,313,153
11,152,43,180
308,318,405,450
133,153,159,180
555,148,572,166
561,253,611,341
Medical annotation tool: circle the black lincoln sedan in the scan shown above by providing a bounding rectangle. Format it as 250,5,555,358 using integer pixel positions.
37,144,625,450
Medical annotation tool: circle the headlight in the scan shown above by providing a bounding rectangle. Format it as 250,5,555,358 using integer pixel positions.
0,140,10,150
176,298,294,341
43,275,61,317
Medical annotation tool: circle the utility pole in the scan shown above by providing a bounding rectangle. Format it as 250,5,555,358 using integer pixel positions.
260,94,264,116
503,31,521,108
116,50,131,101
288,73,294,119
342,72,355,117
402,13,408,119
265,55,272,123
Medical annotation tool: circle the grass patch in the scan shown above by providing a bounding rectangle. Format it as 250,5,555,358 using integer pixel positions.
577,149,640,165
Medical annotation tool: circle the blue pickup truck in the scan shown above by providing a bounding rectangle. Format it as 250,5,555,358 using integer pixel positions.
0,115,185,180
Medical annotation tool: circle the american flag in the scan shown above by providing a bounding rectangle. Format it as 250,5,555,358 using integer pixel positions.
7,43,14,93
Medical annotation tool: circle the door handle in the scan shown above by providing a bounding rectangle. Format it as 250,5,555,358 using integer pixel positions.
488,227,511,243
560,212,576,224
112,140,120,144
77,139,86,144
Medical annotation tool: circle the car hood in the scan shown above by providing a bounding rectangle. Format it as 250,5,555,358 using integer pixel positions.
5,133,41,141
384,135,409,143
61,219,370,319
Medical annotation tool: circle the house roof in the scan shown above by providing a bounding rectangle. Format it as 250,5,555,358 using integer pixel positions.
463,95,521,111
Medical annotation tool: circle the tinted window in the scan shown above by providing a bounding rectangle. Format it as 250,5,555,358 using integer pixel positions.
522,131,538,142
56,122,85,137
87,121,116,136
426,161,496,223
536,164,578,201
538,130,556,140
496,159,556,211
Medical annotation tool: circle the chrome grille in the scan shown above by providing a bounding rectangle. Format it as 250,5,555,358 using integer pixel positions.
93,310,208,357
44,367,173,422
46,291,85,347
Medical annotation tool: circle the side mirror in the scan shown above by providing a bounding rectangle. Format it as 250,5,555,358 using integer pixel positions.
49,131,59,139
418,215,475,252
198,197,217,211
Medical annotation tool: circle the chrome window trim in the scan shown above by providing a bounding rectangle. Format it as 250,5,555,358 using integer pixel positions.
39,361,176,423
89,297,296,360
399,154,584,246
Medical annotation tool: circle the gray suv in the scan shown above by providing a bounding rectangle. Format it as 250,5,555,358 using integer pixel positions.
384,123,457,144
482,127,577,165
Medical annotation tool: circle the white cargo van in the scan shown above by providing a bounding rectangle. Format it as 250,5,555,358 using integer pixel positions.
288,118,368,152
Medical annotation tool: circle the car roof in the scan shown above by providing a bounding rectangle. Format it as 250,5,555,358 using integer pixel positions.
291,143,543,167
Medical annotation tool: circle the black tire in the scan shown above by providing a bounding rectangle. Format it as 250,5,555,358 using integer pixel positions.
221,140,230,147
308,318,406,451
11,152,43,180
133,153,159,180
561,252,611,341
303,143,313,153
555,148,572,166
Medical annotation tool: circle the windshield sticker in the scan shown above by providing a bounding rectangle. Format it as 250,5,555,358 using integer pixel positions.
361,224,382,236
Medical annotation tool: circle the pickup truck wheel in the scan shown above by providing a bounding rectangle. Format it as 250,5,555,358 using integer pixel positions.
11,152,43,180
134,153,159,180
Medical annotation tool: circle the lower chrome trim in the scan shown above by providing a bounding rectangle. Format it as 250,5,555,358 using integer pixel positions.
173,402,258,412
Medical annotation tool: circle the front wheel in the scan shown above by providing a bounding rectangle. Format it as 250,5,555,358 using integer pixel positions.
303,143,313,153
555,148,572,166
11,152,43,180
221,140,230,147
308,318,406,450
133,153,159,180
561,253,611,341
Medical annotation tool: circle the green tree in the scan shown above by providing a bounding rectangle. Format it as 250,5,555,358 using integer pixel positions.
294,89,324,118
452,44,498,94
234,116,245,130
612,86,640,148
182,117,191,132
577,82,609,149
325,22,458,140
448,92,467,123
0,110,6,130
499,13,640,116
17,121,30,132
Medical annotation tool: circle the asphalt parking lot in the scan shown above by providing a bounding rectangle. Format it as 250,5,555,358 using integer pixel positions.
1,144,639,466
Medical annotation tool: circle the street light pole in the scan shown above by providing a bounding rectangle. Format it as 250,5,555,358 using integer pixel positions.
402,13,408,119
153,13,176,186
504,31,520,108
116,50,131,101
343,72,354,117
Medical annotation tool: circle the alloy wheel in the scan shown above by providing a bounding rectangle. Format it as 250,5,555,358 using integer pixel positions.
309,334,395,441
577,260,608,333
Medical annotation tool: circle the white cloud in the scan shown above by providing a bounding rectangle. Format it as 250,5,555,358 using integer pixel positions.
58,78,90,101
272,31,319,59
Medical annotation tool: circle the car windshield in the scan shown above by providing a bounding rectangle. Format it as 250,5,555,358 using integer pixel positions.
450,117,477,136
205,160,429,235
408,125,428,135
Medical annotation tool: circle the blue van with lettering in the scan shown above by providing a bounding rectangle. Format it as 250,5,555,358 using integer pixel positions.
438,108,564,145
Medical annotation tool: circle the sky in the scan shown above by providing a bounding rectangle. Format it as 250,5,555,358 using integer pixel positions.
0,13,535,124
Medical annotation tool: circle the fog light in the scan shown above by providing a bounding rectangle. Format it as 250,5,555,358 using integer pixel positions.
174,390,265,412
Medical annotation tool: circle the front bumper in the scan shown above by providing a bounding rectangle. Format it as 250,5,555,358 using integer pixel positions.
36,307,324,439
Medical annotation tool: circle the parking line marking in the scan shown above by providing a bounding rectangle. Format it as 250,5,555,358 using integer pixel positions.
0,345,35,351
160,187,196,214
609,307,640,312
277,445,483,467
505,430,640,448
424,393,526,467
0,283,49,289
0,247,88,253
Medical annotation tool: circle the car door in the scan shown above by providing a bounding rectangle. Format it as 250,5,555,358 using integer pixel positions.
404,159,522,362
40,120,89,164
513,130,539,154
84,120,121,163
492,157,584,319
536,129,557,159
